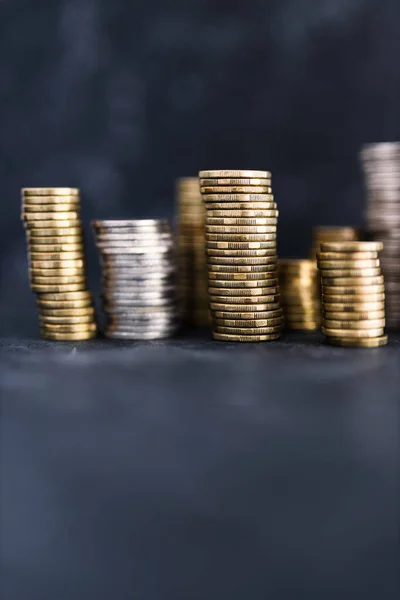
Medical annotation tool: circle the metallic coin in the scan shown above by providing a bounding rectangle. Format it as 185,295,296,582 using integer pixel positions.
92,219,170,228
200,178,271,186
209,288,278,299
205,200,275,208
24,219,81,229
210,293,280,304
208,264,273,273
30,267,85,277
27,235,84,245
214,317,283,328
41,330,97,341
108,315,178,326
215,325,282,335
27,227,83,237
23,203,81,213
206,240,276,251
205,224,276,234
320,241,384,253
323,310,385,321
323,318,385,330
323,293,385,303
103,273,175,284
103,298,176,308
327,335,388,348
284,322,319,331
201,186,272,195
29,251,84,261
29,243,84,253
208,271,275,281
212,309,282,319
22,195,80,205
317,259,380,269
32,282,87,292
206,234,277,244
41,321,96,331
31,275,86,285
212,331,280,342
317,251,378,261
94,234,172,243
39,307,95,317
37,290,92,301
40,313,95,324
199,170,271,179
207,209,278,218
98,245,174,255
323,302,385,312
321,275,384,287
322,284,385,295
37,298,93,309
208,254,277,264
209,276,277,289
319,268,381,278
105,329,176,340
22,187,79,196
210,301,280,311
22,211,80,222
322,327,384,338
206,217,277,227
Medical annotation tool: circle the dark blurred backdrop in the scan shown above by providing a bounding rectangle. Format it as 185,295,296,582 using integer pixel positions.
1,0,400,333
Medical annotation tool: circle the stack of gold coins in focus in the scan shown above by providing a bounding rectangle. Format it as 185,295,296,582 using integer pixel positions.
176,178,209,327
360,142,400,329
317,241,387,347
92,219,180,340
199,170,283,342
21,188,97,341
311,226,360,259
278,259,321,331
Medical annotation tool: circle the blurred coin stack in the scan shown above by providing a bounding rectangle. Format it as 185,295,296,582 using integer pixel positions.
317,241,387,347
278,259,321,331
176,178,209,327
311,226,360,259
199,170,283,342
21,187,97,341
92,219,179,340
360,142,400,329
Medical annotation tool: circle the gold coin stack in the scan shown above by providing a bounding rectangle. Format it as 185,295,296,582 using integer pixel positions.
311,226,360,259
21,187,97,341
199,169,283,342
278,259,321,331
176,178,209,327
317,241,387,347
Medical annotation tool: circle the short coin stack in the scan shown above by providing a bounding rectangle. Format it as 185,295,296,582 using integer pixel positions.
176,178,209,327
199,170,283,342
311,226,360,259
317,241,387,347
92,219,179,340
21,187,97,341
360,142,400,329
278,259,321,331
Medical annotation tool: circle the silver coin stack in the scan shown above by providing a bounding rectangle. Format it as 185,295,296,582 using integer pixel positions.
361,142,400,329
92,219,180,339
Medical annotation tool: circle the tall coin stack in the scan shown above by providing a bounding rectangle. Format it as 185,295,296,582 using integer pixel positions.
176,178,209,327
360,142,400,329
317,241,387,347
21,187,97,341
92,219,179,340
199,170,283,342
278,259,321,331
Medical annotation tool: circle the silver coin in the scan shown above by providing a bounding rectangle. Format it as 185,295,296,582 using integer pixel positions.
92,218,170,228
95,239,173,249
105,329,177,340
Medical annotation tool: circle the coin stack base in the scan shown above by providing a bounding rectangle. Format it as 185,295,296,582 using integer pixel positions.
93,220,180,340
361,142,400,329
199,170,283,341
21,187,97,340
318,241,387,347
278,259,320,331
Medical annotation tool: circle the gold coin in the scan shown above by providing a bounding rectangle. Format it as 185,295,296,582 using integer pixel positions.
209,287,278,297
208,254,277,263
316,251,378,261
322,302,385,312
22,187,79,196
31,275,86,285
320,241,383,253
37,290,92,301
214,317,283,328
206,240,276,250
41,322,96,332
212,309,282,319
317,259,380,269
37,298,93,309
22,195,80,205
212,331,281,342
215,325,282,335
322,327,384,338
39,307,95,317
327,335,388,348
285,323,319,331
22,203,81,213
321,276,384,287
28,243,84,253
206,217,277,226
319,268,381,278
210,294,279,304
323,318,385,330
208,270,275,281
206,233,276,243
24,219,81,229
208,264,273,273
32,282,87,293
322,293,385,303
30,267,86,277
206,225,276,234
29,251,84,261
199,170,270,179
27,227,83,237
322,284,385,295
207,209,278,218
41,330,97,341
209,276,277,288
200,178,271,186
201,186,272,195
40,314,95,324
205,199,275,208
323,310,385,320
22,211,80,221
210,302,280,311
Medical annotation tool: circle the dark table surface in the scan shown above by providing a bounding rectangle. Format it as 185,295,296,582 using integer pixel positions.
1,329,399,600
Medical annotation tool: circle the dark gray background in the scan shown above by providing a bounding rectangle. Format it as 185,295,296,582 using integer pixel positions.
1,0,400,332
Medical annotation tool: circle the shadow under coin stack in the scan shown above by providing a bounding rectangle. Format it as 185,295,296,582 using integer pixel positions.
278,259,321,331
176,178,209,327
360,142,400,329
21,187,97,341
199,170,283,342
317,241,387,347
92,219,179,340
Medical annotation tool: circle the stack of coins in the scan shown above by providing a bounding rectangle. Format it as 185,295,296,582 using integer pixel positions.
176,178,209,327
317,241,387,347
360,142,400,329
278,259,321,331
21,187,97,341
92,219,179,340
311,226,360,259
199,170,283,342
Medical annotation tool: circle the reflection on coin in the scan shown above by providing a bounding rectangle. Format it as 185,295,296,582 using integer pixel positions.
318,259,380,269
40,314,95,324
29,243,85,253
317,251,378,260
208,271,275,281
22,187,79,196
318,268,381,278
201,186,272,194
32,282,87,293
208,254,276,264
204,200,276,208
23,203,81,213
320,241,384,252
327,335,388,348
322,310,385,320
210,302,280,312
200,178,271,186
321,276,384,287
30,259,85,269
214,317,283,328
322,327,384,338
322,302,385,312
205,225,276,234
207,209,278,218
22,211,80,221
30,275,86,285
212,332,281,342
323,318,385,330
25,219,81,229
199,170,271,179
322,293,385,303
208,264,273,273
322,284,385,295
22,195,80,205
